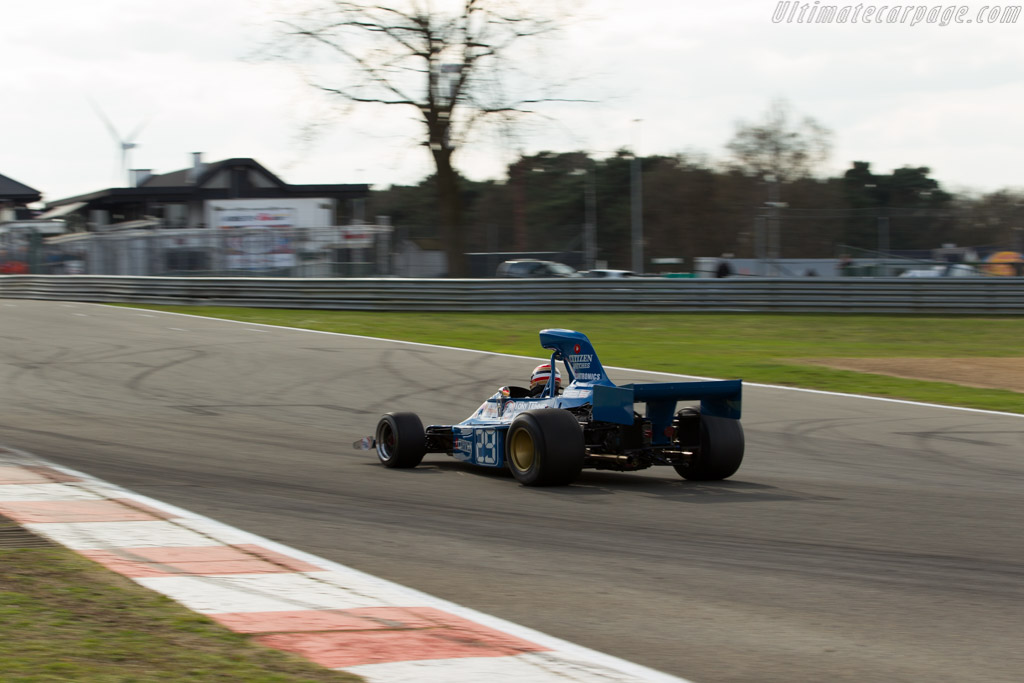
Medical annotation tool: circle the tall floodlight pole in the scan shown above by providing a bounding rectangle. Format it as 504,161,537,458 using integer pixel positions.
630,119,644,274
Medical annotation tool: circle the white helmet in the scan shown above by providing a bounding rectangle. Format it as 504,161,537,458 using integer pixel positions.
530,363,561,392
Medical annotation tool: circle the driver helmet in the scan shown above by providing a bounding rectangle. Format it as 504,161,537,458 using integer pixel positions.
530,363,562,392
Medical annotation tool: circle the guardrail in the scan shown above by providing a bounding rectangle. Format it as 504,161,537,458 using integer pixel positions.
1,275,1022,314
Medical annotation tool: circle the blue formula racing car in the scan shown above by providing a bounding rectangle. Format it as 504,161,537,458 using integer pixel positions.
358,329,744,487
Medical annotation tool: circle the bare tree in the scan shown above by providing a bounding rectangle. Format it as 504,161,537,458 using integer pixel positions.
274,1,578,276
726,99,832,184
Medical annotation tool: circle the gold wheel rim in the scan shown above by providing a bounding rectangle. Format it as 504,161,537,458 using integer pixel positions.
509,428,535,472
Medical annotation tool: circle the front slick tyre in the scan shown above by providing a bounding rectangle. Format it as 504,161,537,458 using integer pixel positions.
505,409,585,486
376,412,426,469
675,414,745,481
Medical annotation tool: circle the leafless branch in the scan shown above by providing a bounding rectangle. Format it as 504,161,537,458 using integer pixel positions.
262,0,589,276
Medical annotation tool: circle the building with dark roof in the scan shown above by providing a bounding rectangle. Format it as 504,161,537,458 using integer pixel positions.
0,172,42,222
40,154,369,230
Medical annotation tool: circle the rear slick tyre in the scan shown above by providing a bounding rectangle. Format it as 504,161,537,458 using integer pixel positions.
675,413,744,481
505,409,585,486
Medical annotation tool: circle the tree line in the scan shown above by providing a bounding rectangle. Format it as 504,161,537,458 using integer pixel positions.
368,152,1023,271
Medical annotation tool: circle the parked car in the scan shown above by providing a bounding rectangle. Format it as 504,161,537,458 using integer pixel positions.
581,269,638,278
495,259,581,278
899,263,979,278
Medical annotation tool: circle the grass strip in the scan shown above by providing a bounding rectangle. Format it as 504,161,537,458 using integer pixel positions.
120,307,1024,414
0,545,361,682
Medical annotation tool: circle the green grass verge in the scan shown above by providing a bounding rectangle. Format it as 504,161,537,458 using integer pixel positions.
120,307,1024,415
0,545,362,682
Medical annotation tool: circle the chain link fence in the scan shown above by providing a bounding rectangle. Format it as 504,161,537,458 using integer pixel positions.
12,226,395,278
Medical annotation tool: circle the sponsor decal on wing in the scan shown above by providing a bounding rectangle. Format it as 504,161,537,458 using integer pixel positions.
567,353,594,371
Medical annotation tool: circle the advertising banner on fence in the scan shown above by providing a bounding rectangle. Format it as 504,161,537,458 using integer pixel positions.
213,207,297,271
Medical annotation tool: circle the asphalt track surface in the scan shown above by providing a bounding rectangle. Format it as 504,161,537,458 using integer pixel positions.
2,300,1022,683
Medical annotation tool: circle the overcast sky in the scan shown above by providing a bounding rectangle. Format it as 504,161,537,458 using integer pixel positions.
3,0,1022,204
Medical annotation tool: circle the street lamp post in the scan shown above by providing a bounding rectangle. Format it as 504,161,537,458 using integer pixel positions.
584,166,597,270
630,119,644,274
762,174,786,276
878,214,890,277
571,165,598,270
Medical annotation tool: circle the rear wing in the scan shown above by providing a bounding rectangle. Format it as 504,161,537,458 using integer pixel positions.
538,329,742,442
593,379,742,444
